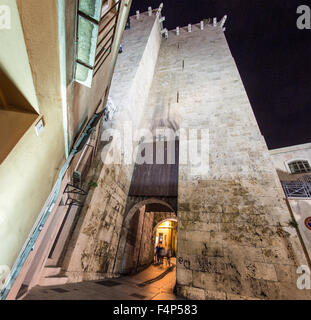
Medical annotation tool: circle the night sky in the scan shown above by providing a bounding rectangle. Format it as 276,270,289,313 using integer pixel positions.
130,0,311,149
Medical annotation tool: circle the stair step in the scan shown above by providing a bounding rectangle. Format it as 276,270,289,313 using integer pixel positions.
45,258,57,267
39,276,68,287
42,267,62,277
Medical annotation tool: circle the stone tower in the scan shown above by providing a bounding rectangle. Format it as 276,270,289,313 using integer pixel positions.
55,8,311,300
126,10,311,299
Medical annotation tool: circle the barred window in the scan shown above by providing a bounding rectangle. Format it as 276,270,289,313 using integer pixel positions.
75,0,121,87
288,160,311,174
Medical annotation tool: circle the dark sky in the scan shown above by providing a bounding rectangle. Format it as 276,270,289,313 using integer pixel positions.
130,0,311,149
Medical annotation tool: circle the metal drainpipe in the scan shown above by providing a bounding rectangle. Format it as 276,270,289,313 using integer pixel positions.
0,110,105,300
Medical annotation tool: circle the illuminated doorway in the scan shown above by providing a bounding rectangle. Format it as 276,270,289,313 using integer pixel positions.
154,219,177,257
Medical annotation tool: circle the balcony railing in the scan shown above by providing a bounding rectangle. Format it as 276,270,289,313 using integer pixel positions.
281,175,311,198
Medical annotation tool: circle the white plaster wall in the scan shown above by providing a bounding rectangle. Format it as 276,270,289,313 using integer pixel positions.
288,199,311,262
0,0,39,112
270,143,311,181
0,0,65,272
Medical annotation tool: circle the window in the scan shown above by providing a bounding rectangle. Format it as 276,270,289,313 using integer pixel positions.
288,160,311,174
75,0,122,87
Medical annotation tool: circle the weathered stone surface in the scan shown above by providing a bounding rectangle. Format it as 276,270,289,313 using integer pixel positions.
60,15,311,300
158,24,311,300
61,14,162,281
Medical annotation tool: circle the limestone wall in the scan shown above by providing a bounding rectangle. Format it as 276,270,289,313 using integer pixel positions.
61,13,161,281
60,13,311,299
137,211,155,270
137,20,311,299
120,206,154,274
109,12,161,130
161,24,310,300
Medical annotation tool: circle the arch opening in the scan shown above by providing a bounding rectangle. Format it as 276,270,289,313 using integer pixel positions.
113,199,177,276
153,219,178,265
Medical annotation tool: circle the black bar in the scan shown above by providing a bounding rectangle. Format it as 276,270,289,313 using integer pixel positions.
100,0,120,22
78,10,99,25
97,24,115,49
76,59,94,70
95,34,113,61
99,12,117,35
93,47,112,77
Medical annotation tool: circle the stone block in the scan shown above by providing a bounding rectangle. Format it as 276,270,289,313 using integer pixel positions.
177,285,206,300
176,268,193,286
247,262,278,282
205,289,227,300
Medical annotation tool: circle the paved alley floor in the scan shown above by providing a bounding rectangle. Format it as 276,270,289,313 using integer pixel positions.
23,258,183,300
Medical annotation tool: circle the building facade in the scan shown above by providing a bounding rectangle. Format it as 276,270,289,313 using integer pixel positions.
270,143,311,268
1,3,311,300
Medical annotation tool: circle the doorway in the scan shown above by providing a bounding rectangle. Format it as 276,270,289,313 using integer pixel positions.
154,219,177,257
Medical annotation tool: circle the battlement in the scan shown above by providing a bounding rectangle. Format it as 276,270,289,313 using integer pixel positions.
129,3,227,39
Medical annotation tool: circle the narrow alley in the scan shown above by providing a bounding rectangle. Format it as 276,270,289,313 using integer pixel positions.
23,258,181,300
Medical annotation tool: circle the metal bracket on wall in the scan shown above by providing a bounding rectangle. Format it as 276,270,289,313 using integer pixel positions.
64,184,87,207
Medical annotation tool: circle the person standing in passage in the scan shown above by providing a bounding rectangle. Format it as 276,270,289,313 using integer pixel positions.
156,245,161,264
159,246,165,265
166,247,172,267
154,245,159,264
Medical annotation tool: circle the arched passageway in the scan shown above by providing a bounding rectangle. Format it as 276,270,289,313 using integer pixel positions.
113,199,178,277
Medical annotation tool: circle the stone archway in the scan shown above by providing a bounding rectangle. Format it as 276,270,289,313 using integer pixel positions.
123,197,175,229
113,198,176,275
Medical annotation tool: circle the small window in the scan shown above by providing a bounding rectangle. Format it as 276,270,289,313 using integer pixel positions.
75,0,121,87
288,160,311,174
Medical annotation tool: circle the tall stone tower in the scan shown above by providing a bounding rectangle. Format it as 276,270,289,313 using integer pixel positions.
124,10,310,300
54,8,311,300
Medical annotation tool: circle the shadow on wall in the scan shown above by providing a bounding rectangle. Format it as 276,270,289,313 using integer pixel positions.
276,168,311,182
